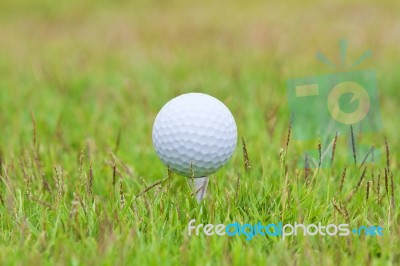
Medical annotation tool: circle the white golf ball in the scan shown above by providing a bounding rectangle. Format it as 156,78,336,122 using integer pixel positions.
152,93,237,177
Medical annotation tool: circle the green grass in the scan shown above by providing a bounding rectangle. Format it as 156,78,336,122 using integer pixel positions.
0,0,399,265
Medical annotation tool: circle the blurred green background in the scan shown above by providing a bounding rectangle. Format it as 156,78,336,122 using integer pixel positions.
0,1,399,265
1,1,399,170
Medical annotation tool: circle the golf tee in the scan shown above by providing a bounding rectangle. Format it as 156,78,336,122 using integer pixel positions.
192,176,209,203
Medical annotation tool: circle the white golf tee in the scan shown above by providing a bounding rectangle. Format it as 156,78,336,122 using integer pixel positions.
191,176,209,203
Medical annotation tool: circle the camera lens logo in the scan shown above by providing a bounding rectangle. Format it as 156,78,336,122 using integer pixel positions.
287,40,382,168
327,81,370,125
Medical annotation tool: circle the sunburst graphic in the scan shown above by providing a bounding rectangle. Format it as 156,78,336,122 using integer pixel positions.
315,39,372,70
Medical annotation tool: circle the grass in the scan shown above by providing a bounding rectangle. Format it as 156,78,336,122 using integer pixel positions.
0,0,399,265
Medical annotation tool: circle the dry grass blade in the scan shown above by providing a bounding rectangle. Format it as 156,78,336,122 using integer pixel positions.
60,166,64,197
235,173,241,200
191,184,206,197
142,194,151,215
241,137,251,172
339,167,347,193
107,150,134,177
355,167,367,191
78,195,88,217
332,200,343,215
370,166,375,192
339,201,350,222
286,113,294,150
390,172,395,209
41,173,51,193
167,166,173,191
359,146,374,169
331,131,338,165
120,180,125,209
167,166,173,179
384,168,389,195
332,198,348,221
136,177,168,199
190,162,195,189
366,181,371,201
346,166,367,202
54,165,61,199
385,137,390,170
79,148,85,176
29,195,55,210
88,163,93,196
70,193,79,220
350,125,357,165
318,137,322,168
304,153,310,182
377,173,381,203
112,163,117,188
153,183,163,198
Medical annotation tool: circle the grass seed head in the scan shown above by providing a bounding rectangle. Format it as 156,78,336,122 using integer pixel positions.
390,172,395,209
120,180,125,209
286,113,294,150
304,153,310,182
385,137,390,170
331,131,338,166
88,163,93,196
384,168,389,195
350,125,357,165
318,137,322,168
356,167,367,191
366,181,371,201
235,173,241,201
241,137,251,172
112,163,117,188
377,173,381,203
339,167,347,193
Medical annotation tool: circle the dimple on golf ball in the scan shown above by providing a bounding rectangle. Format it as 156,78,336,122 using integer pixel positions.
152,93,237,177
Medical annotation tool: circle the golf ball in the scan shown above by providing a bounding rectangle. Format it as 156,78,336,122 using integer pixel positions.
152,93,237,177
